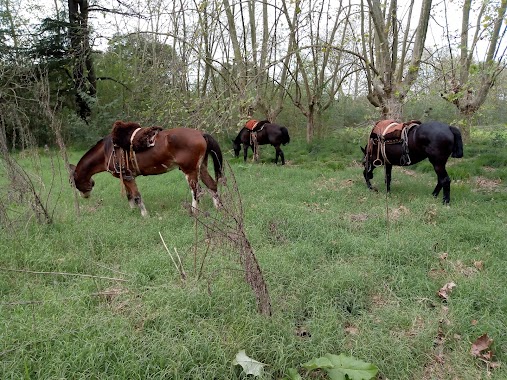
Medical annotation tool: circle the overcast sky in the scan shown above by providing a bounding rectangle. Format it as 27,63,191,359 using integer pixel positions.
18,0,499,59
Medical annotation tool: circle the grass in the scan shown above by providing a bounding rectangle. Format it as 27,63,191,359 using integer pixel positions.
1,126,507,379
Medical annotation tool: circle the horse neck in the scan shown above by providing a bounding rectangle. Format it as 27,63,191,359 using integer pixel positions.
75,139,108,181
235,128,249,142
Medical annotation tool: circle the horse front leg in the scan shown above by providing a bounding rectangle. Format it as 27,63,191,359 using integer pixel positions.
243,145,249,162
385,164,393,192
123,178,148,217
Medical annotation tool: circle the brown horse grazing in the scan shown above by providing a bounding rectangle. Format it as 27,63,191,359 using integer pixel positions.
361,120,463,204
232,121,290,164
70,128,224,216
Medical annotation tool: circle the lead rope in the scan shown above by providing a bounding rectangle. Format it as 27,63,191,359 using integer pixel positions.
384,164,390,244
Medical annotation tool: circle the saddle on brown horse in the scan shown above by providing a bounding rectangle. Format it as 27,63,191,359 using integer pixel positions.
111,121,163,152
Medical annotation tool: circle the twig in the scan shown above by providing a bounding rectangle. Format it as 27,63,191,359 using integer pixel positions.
159,232,186,281
174,247,187,280
92,262,128,277
0,267,128,282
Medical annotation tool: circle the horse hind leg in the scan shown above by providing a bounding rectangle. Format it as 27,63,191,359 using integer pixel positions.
199,164,222,209
274,145,285,165
431,162,451,204
184,171,204,213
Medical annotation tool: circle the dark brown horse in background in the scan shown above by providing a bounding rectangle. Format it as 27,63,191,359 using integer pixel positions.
232,121,290,165
361,120,463,204
70,128,224,216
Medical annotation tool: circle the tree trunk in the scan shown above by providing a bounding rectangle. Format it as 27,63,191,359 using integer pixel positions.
381,95,403,120
68,0,96,121
306,107,315,143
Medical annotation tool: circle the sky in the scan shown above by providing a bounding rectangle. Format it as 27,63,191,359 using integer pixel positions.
17,0,503,60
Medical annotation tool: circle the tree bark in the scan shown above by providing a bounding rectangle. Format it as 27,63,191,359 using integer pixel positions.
68,0,96,121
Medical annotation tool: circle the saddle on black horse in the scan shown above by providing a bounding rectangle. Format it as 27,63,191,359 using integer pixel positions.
367,119,421,166
111,121,163,152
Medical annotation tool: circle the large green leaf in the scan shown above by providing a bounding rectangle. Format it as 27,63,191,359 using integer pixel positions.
302,356,334,370
282,367,303,380
303,353,378,380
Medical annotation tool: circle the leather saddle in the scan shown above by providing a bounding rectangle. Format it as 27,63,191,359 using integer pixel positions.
111,121,162,152
245,119,269,132
371,119,421,142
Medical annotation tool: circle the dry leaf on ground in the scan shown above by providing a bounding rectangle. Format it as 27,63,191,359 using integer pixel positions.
437,282,456,301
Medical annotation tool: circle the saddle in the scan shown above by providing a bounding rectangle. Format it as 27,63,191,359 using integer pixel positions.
111,120,163,152
245,119,269,132
367,119,421,166
371,119,421,142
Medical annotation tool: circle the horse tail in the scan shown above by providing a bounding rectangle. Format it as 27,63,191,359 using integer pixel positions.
203,133,224,181
450,126,464,158
281,127,290,145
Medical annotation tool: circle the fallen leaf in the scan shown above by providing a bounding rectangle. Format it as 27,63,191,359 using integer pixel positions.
474,261,484,270
233,350,266,377
437,282,456,301
471,334,493,357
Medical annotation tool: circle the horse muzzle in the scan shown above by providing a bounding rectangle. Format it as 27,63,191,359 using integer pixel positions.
80,190,92,198
363,169,373,180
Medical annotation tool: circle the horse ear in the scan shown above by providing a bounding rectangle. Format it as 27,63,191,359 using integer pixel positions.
360,146,366,154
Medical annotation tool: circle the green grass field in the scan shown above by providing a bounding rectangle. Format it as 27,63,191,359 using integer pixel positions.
1,126,506,379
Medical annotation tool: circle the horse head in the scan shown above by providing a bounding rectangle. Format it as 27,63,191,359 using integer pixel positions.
232,138,241,157
361,146,373,180
69,164,95,198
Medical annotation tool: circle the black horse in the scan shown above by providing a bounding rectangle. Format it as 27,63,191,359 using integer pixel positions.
233,121,290,165
361,120,463,204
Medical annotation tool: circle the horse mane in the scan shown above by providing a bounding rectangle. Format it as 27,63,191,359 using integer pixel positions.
257,120,270,128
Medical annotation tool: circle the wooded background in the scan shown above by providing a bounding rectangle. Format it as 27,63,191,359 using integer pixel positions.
1,0,506,148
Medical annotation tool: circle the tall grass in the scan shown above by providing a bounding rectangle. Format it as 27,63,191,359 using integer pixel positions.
1,126,506,379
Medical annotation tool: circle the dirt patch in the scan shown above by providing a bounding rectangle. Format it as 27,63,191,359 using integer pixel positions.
473,176,502,191
315,177,355,191
389,205,410,220
349,213,368,222
399,168,418,176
